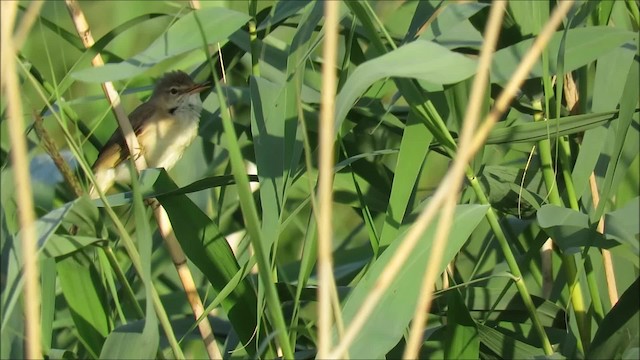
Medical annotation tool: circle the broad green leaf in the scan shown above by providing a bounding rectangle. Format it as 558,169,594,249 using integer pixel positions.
94,172,258,208
99,322,157,360
485,110,626,144
431,287,566,329
445,289,479,359
336,204,489,359
41,235,105,259
100,164,158,359
2,197,102,345
537,205,613,252
589,277,640,359
153,169,260,355
507,1,548,36
57,255,109,358
73,7,251,82
571,44,636,203
604,197,640,254
28,10,170,98
250,77,285,250
593,62,640,221
420,2,488,49
257,0,311,30
478,323,547,359
16,200,74,253
491,27,637,84
40,258,56,355
379,113,432,249
476,165,545,219
335,39,478,131
422,3,487,40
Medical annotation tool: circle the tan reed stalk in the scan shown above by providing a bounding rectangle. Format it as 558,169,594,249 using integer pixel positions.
589,174,619,305
565,69,619,306
317,1,341,358
1,1,41,358
328,1,575,357
64,1,221,358
403,1,506,358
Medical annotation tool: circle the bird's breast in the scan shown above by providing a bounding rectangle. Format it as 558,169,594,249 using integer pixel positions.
138,112,199,170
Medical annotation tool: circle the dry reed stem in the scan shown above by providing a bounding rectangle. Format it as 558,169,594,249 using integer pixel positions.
64,1,221,358
64,0,146,171
403,1,506,358
589,174,619,305
328,1,575,357
564,72,618,305
317,1,340,358
468,1,574,154
1,1,41,358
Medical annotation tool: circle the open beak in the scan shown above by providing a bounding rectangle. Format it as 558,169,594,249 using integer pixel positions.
188,81,211,94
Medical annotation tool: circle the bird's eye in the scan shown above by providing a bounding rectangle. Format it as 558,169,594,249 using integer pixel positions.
169,88,178,95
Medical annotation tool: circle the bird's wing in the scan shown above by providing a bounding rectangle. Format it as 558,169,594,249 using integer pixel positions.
91,102,155,171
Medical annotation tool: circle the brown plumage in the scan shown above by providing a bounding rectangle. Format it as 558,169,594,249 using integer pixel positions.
89,71,209,197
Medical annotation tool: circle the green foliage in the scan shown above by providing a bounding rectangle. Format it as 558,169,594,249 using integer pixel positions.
2,0,638,359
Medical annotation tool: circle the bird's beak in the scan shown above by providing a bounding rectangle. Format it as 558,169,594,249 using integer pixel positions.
188,81,211,94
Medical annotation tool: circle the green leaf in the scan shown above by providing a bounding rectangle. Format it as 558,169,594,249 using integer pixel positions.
485,110,626,144
431,287,566,329
593,61,640,221
101,164,159,359
379,113,432,249
41,235,105,259
445,289,479,359
250,76,286,250
420,2,488,49
57,255,109,358
478,323,547,359
335,204,489,358
100,322,158,360
537,205,614,252
335,39,478,131
153,169,260,355
72,7,251,82
491,27,637,84
589,277,640,359
604,197,640,254
94,172,258,208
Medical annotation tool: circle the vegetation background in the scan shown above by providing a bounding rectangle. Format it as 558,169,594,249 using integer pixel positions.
1,0,638,359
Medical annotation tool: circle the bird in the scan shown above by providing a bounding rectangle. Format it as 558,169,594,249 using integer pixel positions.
89,71,209,197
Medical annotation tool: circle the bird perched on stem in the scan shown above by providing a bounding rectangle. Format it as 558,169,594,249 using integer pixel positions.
89,71,209,197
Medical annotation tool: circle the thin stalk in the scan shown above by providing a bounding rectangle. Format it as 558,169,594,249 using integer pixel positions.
330,1,573,358
65,2,221,358
102,246,145,319
15,49,186,360
559,138,605,322
467,175,554,354
404,2,507,357
317,1,340,357
204,44,295,360
535,112,588,353
194,10,291,357
350,1,560,354
540,71,589,354
589,174,618,307
214,75,294,359
1,2,41,358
